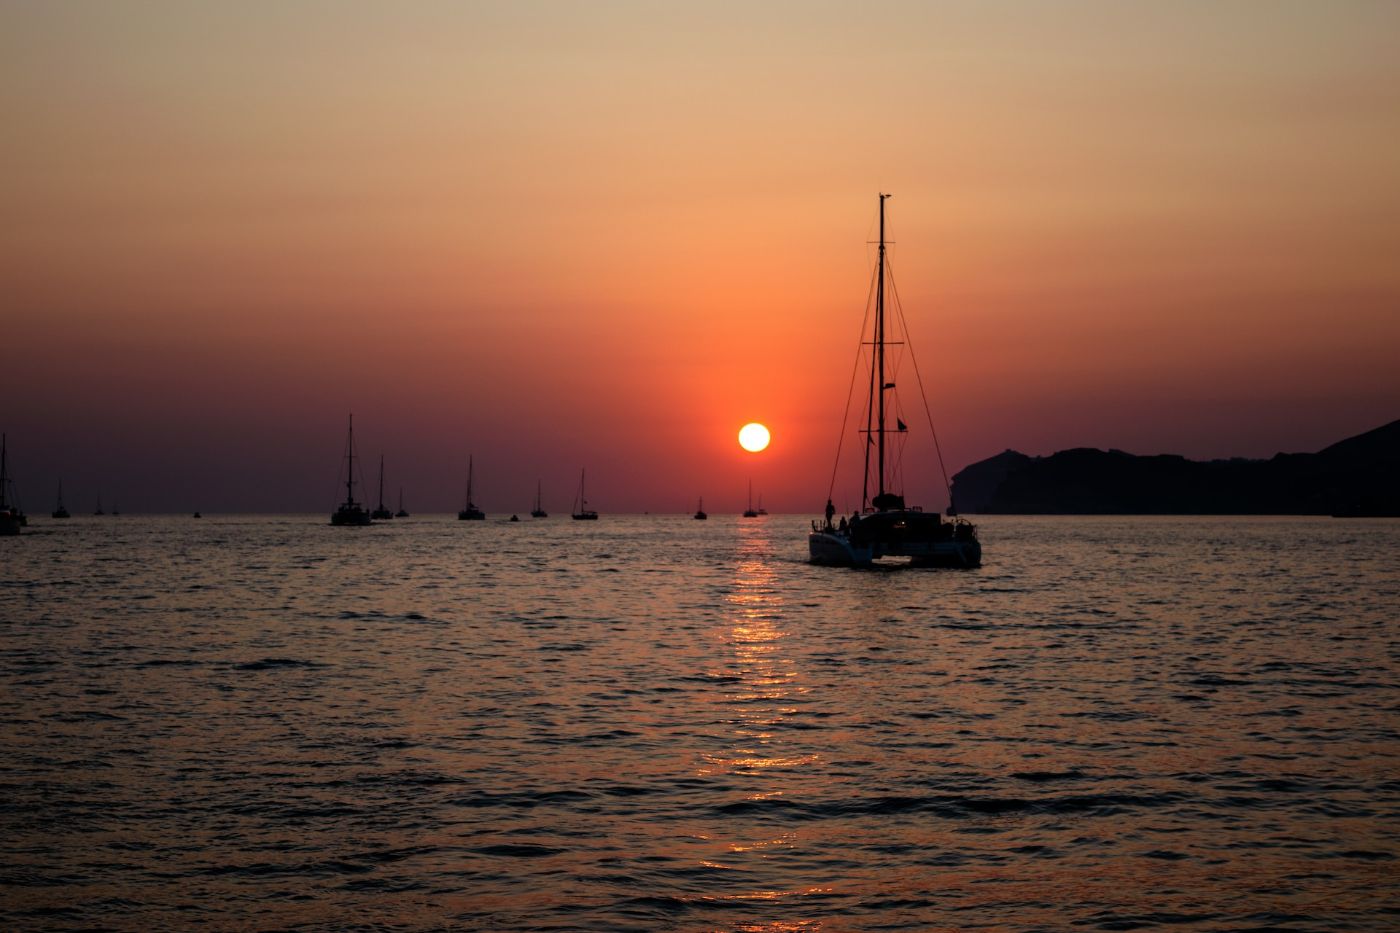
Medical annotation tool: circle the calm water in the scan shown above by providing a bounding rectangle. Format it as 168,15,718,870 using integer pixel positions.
2,515,1397,931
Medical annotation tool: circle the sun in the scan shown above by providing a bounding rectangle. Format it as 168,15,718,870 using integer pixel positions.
738,422,771,453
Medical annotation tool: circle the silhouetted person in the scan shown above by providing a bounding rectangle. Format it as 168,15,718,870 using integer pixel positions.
824,498,836,528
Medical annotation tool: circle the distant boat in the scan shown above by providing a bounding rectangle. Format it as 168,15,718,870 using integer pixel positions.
0,434,21,536
330,414,372,526
458,455,485,520
94,492,104,516
756,494,768,516
742,479,759,518
571,468,598,520
530,480,548,518
193,512,202,518
694,497,707,520
395,487,409,518
809,194,981,568
52,479,70,519
371,455,393,520
509,514,520,522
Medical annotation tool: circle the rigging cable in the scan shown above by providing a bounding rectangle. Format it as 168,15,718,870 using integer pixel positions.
828,262,880,502
886,262,954,509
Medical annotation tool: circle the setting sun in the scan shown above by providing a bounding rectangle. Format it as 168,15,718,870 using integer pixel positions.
738,422,771,453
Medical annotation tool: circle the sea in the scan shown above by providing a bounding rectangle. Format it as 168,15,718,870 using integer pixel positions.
2,514,1397,932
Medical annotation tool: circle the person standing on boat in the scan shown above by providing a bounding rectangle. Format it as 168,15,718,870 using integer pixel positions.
825,498,836,530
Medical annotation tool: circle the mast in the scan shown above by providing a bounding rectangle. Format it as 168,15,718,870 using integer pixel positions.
876,193,889,505
345,415,356,505
378,455,386,510
467,455,474,508
0,434,8,509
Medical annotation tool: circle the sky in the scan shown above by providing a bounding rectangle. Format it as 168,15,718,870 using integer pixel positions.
3,1,1398,513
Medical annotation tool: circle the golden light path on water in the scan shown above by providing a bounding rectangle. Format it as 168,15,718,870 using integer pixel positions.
2,514,1397,929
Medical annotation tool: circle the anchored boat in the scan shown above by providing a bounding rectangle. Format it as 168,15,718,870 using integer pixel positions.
571,468,598,520
458,456,485,520
809,195,981,568
371,455,393,520
330,415,372,526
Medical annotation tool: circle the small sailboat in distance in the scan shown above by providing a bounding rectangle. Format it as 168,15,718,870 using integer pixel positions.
94,491,104,516
0,435,21,536
458,456,485,520
571,468,598,520
694,496,708,520
395,487,409,518
52,479,70,519
530,480,548,518
330,414,372,526
371,455,393,520
743,479,759,518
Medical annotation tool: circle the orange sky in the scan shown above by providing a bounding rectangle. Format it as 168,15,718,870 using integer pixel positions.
3,2,1398,512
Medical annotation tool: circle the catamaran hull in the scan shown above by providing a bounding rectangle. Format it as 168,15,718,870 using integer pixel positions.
809,532,980,568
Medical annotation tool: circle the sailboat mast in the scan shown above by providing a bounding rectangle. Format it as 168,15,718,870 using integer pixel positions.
0,434,8,509
467,455,474,507
345,415,356,504
876,193,889,504
378,455,385,509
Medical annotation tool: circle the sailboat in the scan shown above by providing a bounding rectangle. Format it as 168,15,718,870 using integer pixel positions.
94,492,104,516
756,494,768,516
371,455,393,520
330,414,372,526
530,480,548,518
52,480,70,519
694,497,707,520
742,479,759,518
809,194,981,568
0,435,21,536
571,468,598,520
395,487,409,518
458,456,485,520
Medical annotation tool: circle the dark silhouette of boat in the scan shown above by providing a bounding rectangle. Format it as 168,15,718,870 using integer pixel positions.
458,456,485,520
530,480,548,518
742,480,759,518
0,435,21,536
371,455,393,520
571,468,598,520
395,487,409,518
93,492,104,516
52,479,70,519
331,414,372,526
809,194,980,568
694,496,707,520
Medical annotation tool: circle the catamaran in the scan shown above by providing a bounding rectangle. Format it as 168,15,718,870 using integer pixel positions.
809,194,981,568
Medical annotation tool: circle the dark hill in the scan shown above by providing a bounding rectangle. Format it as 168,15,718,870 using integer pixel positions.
951,419,1400,516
